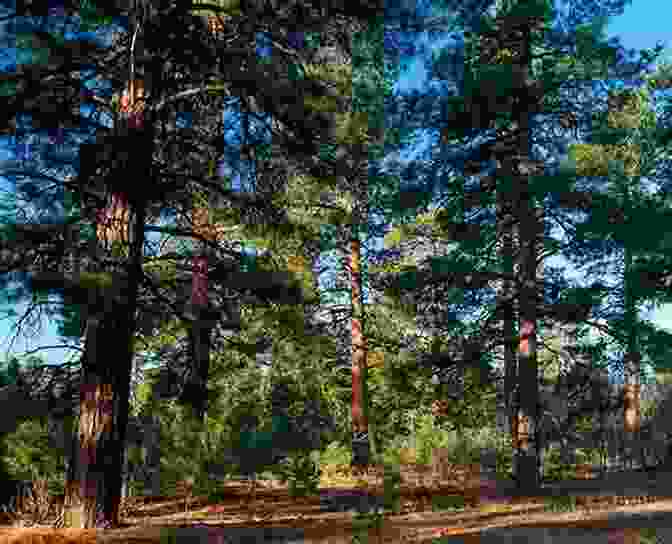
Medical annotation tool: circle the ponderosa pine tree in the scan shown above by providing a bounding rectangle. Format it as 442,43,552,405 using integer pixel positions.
564,71,672,468
369,0,672,491
0,0,386,527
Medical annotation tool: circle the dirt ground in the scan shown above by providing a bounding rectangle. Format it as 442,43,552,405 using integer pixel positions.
2,464,671,543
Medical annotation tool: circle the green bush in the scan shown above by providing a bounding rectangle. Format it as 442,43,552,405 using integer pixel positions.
320,441,352,467
380,432,413,467
273,451,322,498
1,416,67,497
443,432,479,466
205,483,231,504
543,445,577,482
480,431,514,479
379,415,509,473
126,477,147,498
415,413,443,466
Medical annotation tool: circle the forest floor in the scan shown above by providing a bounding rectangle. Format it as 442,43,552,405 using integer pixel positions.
2,464,672,543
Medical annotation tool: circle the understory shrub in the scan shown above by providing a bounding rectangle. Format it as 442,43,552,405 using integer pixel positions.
415,413,444,466
381,463,402,513
544,445,581,482
273,450,322,497
320,441,352,467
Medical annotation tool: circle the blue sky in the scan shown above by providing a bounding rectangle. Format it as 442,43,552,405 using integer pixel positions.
1,1,672,380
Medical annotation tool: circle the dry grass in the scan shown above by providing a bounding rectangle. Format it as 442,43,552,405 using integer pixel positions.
0,480,62,529
0,529,104,544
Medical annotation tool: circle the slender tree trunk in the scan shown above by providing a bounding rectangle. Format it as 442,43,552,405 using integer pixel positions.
140,414,162,496
350,236,371,469
496,177,518,476
515,191,541,492
184,234,214,424
121,441,130,499
623,244,641,469
181,5,236,425
185,313,213,423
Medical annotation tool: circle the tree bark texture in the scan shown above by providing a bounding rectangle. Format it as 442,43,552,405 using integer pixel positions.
350,237,371,469
63,76,146,529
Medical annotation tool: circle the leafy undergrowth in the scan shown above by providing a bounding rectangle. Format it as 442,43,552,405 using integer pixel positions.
1,464,671,543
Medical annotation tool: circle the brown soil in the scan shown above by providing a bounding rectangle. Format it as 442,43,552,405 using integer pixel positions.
1,464,671,543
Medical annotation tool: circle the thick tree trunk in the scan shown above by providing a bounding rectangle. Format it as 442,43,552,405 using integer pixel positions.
515,279,540,490
493,143,542,494
65,196,135,528
509,144,544,491
510,125,543,493
96,193,130,259
482,9,543,493
64,309,135,529
62,256,142,528
63,75,146,528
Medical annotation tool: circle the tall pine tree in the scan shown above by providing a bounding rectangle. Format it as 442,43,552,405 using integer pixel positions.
370,0,671,490
566,73,672,468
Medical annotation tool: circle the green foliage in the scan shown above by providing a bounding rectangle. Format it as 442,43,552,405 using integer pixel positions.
55,300,85,343
10,9,670,512
438,428,482,467
352,17,393,125
129,378,156,419
432,494,466,512
319,442,352,467
351,509,386,544
349,463,402,543
543,446,580,482
543,494,577,513
79,0,113,30
431,367,498,435
273,451,322,498
265,372,338,455
366,364,431,455
153,395,239,495
140,318,340,490
0,357,21,387
573,17,617,70
494,445,514,480
203,483,231,505
380,436,413,467
415,413,445,466
466,426,515,480
381,463,402,513
1,416,67,496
